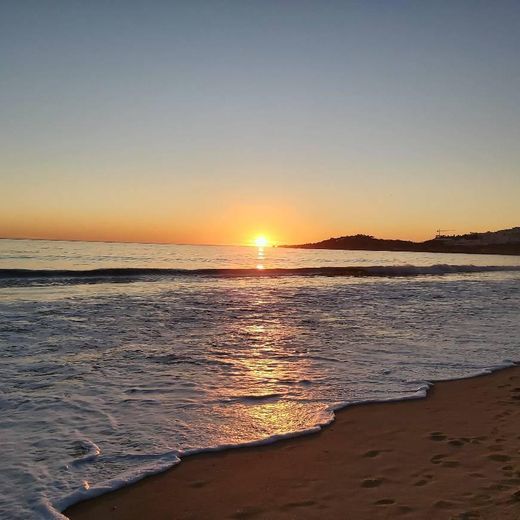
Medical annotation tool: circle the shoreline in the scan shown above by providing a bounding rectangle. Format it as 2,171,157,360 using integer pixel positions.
66,366,520,519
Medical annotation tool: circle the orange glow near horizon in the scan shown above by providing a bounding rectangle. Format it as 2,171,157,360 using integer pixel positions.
2,169,517,247
1,199,518,247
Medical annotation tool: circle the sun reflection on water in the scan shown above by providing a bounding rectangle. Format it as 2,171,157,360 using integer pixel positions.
219,315,319,441
255,245,265,270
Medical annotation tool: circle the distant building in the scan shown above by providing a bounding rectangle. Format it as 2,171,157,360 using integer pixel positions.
434,227,520,246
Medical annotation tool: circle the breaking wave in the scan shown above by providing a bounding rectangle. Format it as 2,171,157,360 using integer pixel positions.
2,264,520,286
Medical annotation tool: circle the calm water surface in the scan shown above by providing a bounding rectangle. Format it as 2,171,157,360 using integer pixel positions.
2,238,520,270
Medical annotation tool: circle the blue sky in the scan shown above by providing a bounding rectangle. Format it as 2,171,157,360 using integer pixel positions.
1,1,519,244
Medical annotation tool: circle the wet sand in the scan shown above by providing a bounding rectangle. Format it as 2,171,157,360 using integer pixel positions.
66,366,520,520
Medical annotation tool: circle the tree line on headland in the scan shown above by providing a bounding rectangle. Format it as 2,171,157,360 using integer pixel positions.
281,228,520,256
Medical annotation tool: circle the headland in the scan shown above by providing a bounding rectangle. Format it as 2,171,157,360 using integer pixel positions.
282,227,520,256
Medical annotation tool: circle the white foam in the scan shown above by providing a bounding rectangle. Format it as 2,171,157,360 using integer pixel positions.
55,361,517,519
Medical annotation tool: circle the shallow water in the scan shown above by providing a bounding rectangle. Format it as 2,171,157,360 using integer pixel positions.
0,239,519,518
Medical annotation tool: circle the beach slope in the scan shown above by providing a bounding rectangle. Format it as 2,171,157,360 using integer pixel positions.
66,367,520,519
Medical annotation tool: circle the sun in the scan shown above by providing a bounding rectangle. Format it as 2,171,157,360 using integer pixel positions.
254,235,269,247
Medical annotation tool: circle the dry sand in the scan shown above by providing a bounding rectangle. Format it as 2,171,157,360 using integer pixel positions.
66,366,520,520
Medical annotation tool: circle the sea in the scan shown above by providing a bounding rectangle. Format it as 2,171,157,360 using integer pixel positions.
1,239,519,519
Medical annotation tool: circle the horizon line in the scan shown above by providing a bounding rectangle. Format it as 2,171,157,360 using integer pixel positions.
0,236,244,248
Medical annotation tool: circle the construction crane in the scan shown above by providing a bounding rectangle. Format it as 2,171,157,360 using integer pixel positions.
435,229,455,239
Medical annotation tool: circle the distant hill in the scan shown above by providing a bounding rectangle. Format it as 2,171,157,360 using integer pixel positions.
281,228,520,256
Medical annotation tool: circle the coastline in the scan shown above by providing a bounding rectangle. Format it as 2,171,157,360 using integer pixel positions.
280,228,520,256
281,245,520,256
65,366,520,520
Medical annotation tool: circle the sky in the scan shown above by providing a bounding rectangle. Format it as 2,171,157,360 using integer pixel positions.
1,1,519,245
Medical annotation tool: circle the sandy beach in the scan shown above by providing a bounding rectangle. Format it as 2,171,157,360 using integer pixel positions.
65,366,520,520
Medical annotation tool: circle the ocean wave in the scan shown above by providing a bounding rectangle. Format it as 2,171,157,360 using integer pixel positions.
1,264,520,286
2,273,519,519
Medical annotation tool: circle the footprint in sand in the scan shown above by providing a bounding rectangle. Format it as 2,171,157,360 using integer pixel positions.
374,498,395,505
413,472,434,485
473,493,492,505
361,477,384,488
455,511,481,520
441,460,460,468
448,439,465,447
500,478,520,486
280,500,316,510
430,454,448,464
231,506,265,519
486,482,509,492
189,480,209,488
429,432,447,441
433,499,455,509
430,454,459,468
362,449,380,458
488,454,511,462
